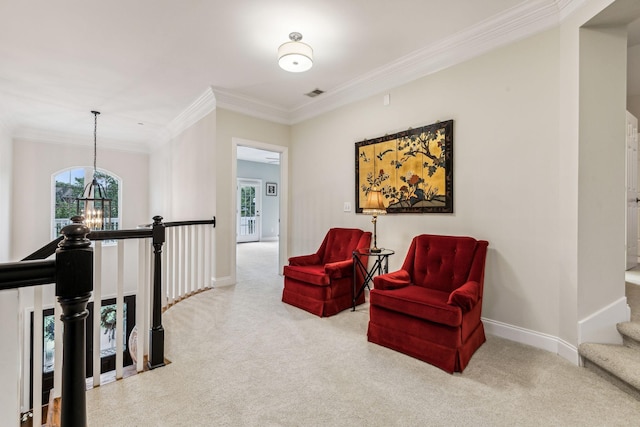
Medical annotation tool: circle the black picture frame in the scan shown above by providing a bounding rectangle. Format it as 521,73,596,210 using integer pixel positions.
266,182,277,196
355,120,453,213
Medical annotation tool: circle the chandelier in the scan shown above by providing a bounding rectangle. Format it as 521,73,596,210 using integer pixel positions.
76,111,112,230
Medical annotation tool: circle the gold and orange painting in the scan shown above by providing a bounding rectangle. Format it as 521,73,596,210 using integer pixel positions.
355,120,453,213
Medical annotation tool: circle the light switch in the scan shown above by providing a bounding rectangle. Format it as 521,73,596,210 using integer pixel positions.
343,202,351,212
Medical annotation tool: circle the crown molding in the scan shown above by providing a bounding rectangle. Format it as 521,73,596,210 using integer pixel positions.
162,86,217,141
557,0,587,20
213,87,291,125
212,0,576,125
289,0,563,123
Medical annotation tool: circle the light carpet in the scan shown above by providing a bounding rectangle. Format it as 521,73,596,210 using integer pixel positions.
86,241,640,426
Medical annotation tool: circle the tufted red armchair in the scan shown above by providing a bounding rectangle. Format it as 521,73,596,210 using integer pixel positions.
282,228,371,317
367,234,489,373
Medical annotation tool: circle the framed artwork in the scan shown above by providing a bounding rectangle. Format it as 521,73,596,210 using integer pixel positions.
266,182,277,196
355,119,453,213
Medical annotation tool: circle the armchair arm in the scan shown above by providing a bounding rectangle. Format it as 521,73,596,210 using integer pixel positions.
447,281,480,312
324,259,353,279
288,253,321,266
373,270,411,290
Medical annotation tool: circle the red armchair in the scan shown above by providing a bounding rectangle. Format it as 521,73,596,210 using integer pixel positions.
282,228,371,317
367,234,489,373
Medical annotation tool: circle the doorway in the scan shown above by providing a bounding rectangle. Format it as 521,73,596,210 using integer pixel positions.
231,139,289,283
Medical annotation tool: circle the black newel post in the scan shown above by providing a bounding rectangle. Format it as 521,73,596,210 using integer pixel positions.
148,215,166,369
56,216,92,427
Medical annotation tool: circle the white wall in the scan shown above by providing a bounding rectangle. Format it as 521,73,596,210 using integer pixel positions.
149,114,218,221
149,110,216,291
629,94,640,120
0,124,18,422
0,125,12,262
577,24,628,342
149,140,173,219
628,44,640,119
168,112,216,221
0,127,17,424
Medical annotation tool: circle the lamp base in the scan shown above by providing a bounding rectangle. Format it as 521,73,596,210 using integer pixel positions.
370,247,382,253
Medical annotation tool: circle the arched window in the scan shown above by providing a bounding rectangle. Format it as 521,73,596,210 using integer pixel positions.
52,167,121,238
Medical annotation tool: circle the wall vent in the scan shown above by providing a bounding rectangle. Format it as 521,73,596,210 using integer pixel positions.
305,88,325,98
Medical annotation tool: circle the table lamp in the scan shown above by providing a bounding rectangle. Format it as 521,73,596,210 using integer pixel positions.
362,187,387,253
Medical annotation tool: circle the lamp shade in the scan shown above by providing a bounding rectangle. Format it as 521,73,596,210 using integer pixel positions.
278,33,313,72
362,188,386,216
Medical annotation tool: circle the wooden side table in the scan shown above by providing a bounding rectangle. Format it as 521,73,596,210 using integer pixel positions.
352,248,394,311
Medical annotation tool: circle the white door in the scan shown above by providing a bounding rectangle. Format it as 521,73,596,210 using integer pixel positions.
626,111,638,270
237,179,261,243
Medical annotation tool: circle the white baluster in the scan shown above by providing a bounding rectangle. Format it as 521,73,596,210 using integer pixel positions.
32,287,43,424
93,241,102,388
116,240,124,379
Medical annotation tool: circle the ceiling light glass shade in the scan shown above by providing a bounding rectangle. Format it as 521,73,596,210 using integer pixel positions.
278,39,313,72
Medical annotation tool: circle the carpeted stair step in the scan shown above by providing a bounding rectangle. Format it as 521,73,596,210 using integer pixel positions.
578,342,640,400
617,321,640,350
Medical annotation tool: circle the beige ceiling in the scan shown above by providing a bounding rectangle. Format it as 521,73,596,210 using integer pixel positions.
0,0,638,152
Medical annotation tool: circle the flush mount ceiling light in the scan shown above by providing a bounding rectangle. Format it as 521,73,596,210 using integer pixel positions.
278,32,313,72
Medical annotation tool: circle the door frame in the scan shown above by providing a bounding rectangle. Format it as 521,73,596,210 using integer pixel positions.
626,111,638,270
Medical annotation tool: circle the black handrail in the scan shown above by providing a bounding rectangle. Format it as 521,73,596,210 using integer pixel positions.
0,260,56,290
165,217,216,228
139,216,216,229
22,236,63,261
20,216,216,261
87,228,152,241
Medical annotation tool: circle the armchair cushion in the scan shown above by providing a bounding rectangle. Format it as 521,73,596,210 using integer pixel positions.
370,285,462,327
283,265,329,286
447,281,480,312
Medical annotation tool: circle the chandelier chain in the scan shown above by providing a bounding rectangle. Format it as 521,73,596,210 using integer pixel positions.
92,111,99,176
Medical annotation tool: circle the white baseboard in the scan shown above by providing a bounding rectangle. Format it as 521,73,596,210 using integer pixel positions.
211,275,234,287
577,296,629,346
484,295,631,367
483,317,579,365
